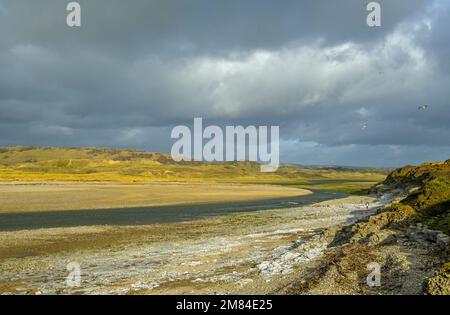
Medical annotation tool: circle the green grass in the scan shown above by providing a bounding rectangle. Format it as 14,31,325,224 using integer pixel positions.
293,181,380,194
382,160,450,235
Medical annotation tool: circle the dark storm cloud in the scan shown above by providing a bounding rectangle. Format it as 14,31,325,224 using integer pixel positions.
3,0,429,54
0,0,449,166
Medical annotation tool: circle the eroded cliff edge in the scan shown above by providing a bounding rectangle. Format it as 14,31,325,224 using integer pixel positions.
283,160,450,295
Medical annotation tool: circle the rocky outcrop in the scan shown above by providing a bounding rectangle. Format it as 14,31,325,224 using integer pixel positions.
406,225,450,252
291,177,449,294
283,161,450,295
326,202,416,247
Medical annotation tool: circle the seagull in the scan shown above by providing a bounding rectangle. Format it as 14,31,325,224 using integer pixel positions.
362,122,368,130
418,105,430,110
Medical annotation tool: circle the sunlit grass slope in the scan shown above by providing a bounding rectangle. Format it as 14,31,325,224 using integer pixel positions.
383,160,450,234
0,146,387,186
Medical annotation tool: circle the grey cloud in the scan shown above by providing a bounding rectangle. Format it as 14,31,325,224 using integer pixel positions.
2,0,429,55
0,0,448,167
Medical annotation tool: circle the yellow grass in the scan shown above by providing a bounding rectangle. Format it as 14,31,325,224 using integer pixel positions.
0,146,387,184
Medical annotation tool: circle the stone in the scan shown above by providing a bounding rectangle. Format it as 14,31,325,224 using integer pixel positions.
436,234,449,251
423,229,438,242
380,234,397,245
237,278,253,286
362,230,397,246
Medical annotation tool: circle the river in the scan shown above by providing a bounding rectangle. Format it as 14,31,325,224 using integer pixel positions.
0,189,348,231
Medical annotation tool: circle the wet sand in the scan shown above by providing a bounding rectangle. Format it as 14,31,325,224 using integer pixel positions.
0,181,311,213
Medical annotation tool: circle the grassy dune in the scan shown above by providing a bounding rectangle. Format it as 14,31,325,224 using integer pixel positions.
382,160,450,234
0,146,387,187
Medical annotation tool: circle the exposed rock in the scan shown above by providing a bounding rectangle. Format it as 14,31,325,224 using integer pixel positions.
406,226,450,252
257,241,326,277
436,233,450,251
380,254,410,291
424,229,438,242
237,278,253,286
360,230,397,246
346,202,416,246
383,254,409,275
380,233,397,245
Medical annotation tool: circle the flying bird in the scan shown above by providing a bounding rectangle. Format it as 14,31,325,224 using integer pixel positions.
418,105,430,110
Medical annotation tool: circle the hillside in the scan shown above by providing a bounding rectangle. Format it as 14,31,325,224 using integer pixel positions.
350,160,450,294
375,160,450,234
284,160,450,295
0,147,386,189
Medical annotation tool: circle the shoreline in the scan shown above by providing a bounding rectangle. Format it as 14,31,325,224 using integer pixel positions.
0,194,380,294
0,181,311,214
1,187,445,295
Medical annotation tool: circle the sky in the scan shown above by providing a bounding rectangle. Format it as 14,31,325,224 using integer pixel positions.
0,0,449,167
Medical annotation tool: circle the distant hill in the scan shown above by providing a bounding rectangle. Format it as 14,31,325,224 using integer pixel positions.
292,163,393,174
0,146,387,185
